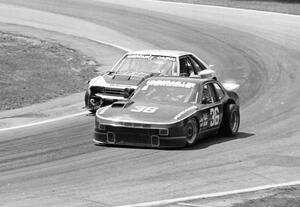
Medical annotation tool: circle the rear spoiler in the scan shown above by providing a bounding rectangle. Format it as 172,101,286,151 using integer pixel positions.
222,82,240,92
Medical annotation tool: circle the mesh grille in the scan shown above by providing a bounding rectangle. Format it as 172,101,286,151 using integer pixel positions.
90,86,104,94
104,87,125,95
116,133,151,145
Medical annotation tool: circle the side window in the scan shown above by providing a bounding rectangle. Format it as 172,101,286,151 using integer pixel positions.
208,83,218,103
179,57,193,76
202,84,212,104
202,83,218,104
190,55,206,71
213,83,225,101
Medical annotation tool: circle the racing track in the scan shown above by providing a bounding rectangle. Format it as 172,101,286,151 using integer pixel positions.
0,0,300,206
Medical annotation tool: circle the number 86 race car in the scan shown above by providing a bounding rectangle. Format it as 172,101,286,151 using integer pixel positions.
94,76,240,148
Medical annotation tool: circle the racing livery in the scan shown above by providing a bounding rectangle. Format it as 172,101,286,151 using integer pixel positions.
94,76,240,148
85,50,216,112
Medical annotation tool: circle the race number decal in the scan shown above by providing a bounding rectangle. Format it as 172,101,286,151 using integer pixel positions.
131,106,158,113
210,107,220,127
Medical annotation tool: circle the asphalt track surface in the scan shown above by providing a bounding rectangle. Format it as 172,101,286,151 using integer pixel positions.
0,0,300,206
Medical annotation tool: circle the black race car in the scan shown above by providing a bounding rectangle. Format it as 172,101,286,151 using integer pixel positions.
94,76,240,148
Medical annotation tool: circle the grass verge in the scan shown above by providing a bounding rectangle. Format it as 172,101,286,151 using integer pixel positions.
0,31,98,111
160,0,300,15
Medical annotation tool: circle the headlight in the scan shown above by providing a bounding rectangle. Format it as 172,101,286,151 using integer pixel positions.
124,88,135,98
95,117,106,131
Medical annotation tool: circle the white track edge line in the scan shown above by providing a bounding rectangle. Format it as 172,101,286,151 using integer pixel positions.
0,111,88,132
118,180,300,207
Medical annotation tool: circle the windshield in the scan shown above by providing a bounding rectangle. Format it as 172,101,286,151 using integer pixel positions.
113,54,177,75
132,79,198,104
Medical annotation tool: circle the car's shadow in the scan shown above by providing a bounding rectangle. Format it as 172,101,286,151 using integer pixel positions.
182,132,255,151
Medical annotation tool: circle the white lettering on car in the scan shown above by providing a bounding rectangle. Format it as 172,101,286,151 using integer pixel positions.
146,80,195,88
209,107,220,127
200,113,210,128
127,55,176,62
131,106,158,113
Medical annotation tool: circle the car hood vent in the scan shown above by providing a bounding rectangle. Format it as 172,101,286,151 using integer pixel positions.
105,72,158,86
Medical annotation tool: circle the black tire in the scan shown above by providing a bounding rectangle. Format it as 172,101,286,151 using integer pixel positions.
84,89,90,107
84,89,96,113
185,118,199,146
219,104,240,136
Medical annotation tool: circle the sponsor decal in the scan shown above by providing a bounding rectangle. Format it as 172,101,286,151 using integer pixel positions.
145,80,195,89
127,54,151,59
199,113,208,128
156,56,176,61
199,107,219,128
127,54,176,61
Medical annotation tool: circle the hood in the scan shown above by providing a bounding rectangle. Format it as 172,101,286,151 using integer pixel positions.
97,101,198,124
90,72,158,88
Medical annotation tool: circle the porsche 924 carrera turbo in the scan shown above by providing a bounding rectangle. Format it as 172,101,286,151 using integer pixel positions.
94,76,240,148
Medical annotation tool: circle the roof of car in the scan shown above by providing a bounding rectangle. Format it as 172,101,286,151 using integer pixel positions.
127,50,192,57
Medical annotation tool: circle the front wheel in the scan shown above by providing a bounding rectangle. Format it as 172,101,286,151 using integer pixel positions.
185,118,199,146
219,104,240,136
84,89,96,113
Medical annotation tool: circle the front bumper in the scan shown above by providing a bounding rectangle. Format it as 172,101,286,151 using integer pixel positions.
93,127,187,148
87,95,119,111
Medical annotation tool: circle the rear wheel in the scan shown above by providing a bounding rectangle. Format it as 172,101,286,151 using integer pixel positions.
185,118,199,146
219,104,240,136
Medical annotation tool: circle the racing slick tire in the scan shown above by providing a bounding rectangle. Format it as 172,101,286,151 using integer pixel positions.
219,104,240,136
84,89,96,113
185,117,199,146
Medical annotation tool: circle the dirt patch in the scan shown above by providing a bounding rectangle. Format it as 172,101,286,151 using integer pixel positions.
232,186,300,207
0,31,99,111
164,185,300,207
160,0,300,15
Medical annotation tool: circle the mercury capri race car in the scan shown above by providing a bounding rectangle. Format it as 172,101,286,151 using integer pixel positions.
94,76,240,148
85,50,216,112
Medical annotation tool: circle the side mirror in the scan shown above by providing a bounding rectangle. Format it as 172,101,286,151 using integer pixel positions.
124,92,131,99
202,96,212,104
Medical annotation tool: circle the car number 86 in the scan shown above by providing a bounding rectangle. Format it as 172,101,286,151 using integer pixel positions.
131,106,158,113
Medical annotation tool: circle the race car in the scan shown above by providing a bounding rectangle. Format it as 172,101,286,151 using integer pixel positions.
94,76,240,148
85,50,216,112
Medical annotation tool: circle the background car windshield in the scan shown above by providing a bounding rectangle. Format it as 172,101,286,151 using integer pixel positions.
132,80,197,104
114,54,176,75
